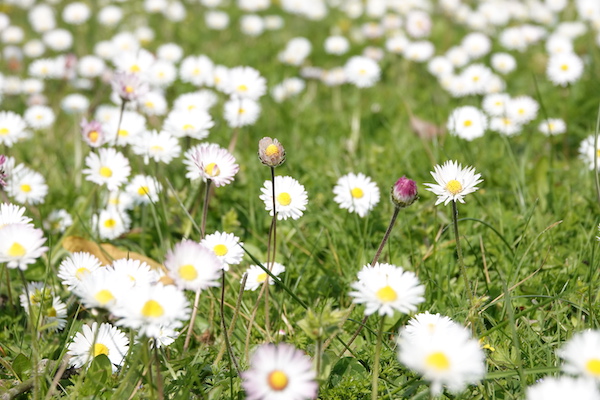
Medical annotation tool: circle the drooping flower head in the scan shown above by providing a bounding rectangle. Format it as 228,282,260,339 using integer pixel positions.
424,160,483,205
241,343,318,400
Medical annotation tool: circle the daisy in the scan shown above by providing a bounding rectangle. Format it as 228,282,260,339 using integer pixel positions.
424,160,483,205
43,209,73,233
242,343,318,400
258,137,286,167
223,97,261,128
5,166,48,205
148,60,176,88
43,296,68,332
557,330,600,381
397,314,486,396
61,94,90,114
173,90,218,112
402,312,457,338
104,110,147,146
125,174,162,205
482,93,511,117
113,283,190,338
164,240,221,292
349,263,424,317
259,176,308,220
131,130,181,164
200,231,244,270
185,143,239,187
404,41,435,62
506,95,539,124
490,116,523,136
92,208,131,240
226,66,267,100
111,71,150,102
139,91,168,116
0,223,48,270
243,262,286,291
0,202,32,228
447,106,488,140
19,281,52,313
113,48,155,76
324,35,349,55
539,118,566,136
58,252,103,291
0,111,28,147
547,52,584,86
332,173,380,218
67,322,129,372
80,119,107,148
344,56,380,88
83,147,131,191
111,258,159,287
179,55,214,87
526,376,600,400
163,109,213,140
62,2,90,25
391,176,419,209
579,135,600,170
105,190,135,212
157,43,183,63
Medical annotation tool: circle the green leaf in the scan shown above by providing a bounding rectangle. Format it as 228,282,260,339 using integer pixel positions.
12,353,31,381
81,355,112,396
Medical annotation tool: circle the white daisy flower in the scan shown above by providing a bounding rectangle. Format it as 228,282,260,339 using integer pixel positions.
103,110,147,146
241,343,318,400
73,267,129,310
164,240,222,292
547,52,584,87
111,258,159,287
125,174,162,205
77,55,106,78
83,147,131,191
490,116,523,136
184,143,239,187
179,55,214,86
349,263,425,317
113,48,155,76
23,105,55,129
200,231,244,270
138,91,168,116
67,322,129,372
424,160,483,206
0,202,32,229
0,111,28,147
226,66,267,100
397,314,486,396
43,209,73,233
149,324,180,348
163,108,213,140
5,166,48,205
19,281,52,313
402,312,457,338
243,262,286,291
527,376,600,400
223,97,261,128
148,59,176,88
105,190,135,212
259,176,308,220
539,118,566,136
579,135,600,170
44,296,68,332
558,330,600,381
131,130,181,165
490,53,516,74
156,43,183,63
447,106,488,141
0,223,48,270
344,56,381,88
92,208,131,240
506,96,539,124
58,252,103,291
113,283,190,338
482,93,511,117
332,172,380,218
173,90,218,112
324,35,349,55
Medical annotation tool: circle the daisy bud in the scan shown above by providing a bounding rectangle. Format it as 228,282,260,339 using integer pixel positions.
80,118,106,148
258,137,285,167
391,176,418,208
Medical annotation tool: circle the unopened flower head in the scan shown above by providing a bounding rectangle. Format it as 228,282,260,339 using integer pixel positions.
80,118,106,148
258,137,285,167
391,176,418,208
424,160,483,205
110,71,150,102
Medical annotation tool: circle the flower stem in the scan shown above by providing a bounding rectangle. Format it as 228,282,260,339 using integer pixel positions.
183,289,201,352
371,207,400,266
264,167,277,339
452,201,476,323
200,179,212,239
371,316,385,400
220,270,241,376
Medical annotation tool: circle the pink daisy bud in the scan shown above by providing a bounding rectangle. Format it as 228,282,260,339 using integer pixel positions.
258,137,285,167
391,176,418,208
110,71,149,102
80,118,106,148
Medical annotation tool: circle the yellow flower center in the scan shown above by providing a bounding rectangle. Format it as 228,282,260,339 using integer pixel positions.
257,272,268,283
130,64,141,73
425,351,451,371
237,84,248,92
150,145,164,152
0,128,8,135
214,244,228,256
125,85,134,93
20,184,31,193
103,218,116,228
204,162,220,177
8,242,26,257
267,370,289,391
265,144,279,157
118,129,129,137
182,124,194,131
141,299,164,317
99,166,112,178
358,68,366,75
93,343,110,357
350,187,364,199
445,179,463,195
560,64,569,71
586,359,600,376
75,267,90,280
88,131,99,143
145,101,154,108
376,285,398,303
94,289,115,306
137,186,150,196
463,120,472,127
47,307,57,317
192,67,200,75
179,264,198,281
238,108,246,115
277,192,292,206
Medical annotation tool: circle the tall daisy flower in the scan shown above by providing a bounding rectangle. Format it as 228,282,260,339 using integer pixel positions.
242,343,318,400
200,231,244,270
164,240,221,292
163,109,213,140
0,223,48,270
83,147,131,191
397,313,486,397
73,267,128,310
333,172,380,218
259,176,308,220
424,160,482,206
67,322,129,372
184,143,239,187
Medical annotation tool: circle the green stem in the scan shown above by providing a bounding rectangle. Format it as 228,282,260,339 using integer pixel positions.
371,207,400,266
452,201,476,318
200,179,212,239
220,270,241,376
371,316,385,400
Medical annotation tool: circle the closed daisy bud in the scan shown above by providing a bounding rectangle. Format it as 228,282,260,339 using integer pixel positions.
80,118,106,148
391,176,418,208
258,137,285,167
